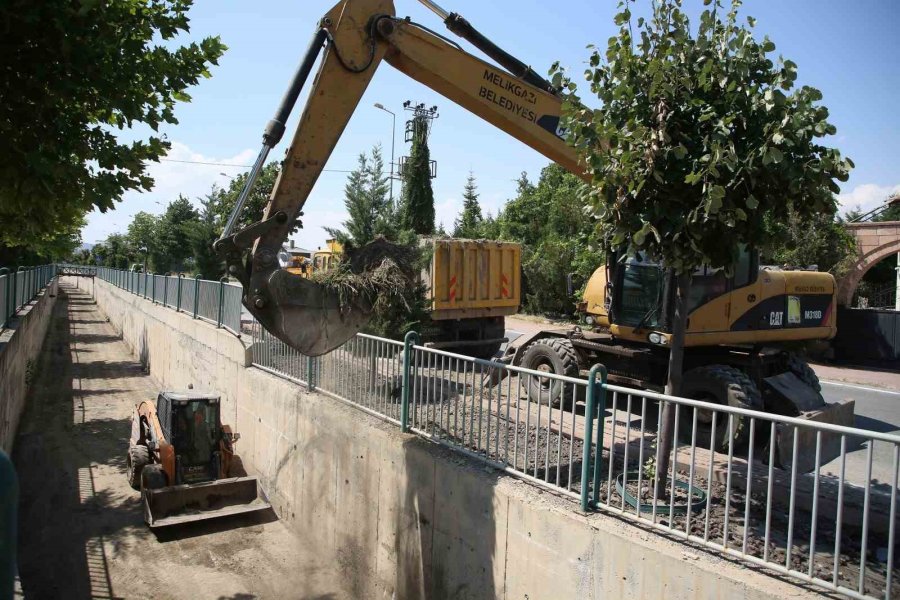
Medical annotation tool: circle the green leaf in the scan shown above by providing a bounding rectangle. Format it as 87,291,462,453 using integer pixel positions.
746,195,759,209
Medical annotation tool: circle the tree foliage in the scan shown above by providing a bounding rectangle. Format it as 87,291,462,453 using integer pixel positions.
552,0,853,274
498,166,600,315
453,173,483,238
766,211,856,277
328,146,396,248
210,163,282,232
399,115,435,235
0,0,226,249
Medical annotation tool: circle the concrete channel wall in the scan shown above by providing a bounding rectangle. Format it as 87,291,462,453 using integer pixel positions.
0,279,58,452
90,276,820,600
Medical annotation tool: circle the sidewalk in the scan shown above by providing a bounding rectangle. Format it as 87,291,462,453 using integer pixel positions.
811,362,900,392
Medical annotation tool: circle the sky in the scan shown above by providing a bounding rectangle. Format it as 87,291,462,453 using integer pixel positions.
82,0,900,251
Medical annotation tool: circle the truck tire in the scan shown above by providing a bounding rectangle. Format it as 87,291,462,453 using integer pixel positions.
680,365,762,452
140,464,167,491
520,338,580,408
786,353,822,392
126,444,150,490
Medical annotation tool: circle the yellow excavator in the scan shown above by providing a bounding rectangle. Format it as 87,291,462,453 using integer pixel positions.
213,0,852,469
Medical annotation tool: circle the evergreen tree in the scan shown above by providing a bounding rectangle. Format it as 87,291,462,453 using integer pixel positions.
453,172,483,238
329,145,397,247
399,115,435,235
190,192,225,279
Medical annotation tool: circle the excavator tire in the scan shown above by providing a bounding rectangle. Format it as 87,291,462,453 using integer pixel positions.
520,338,580,409
679,365,762,453
126,444,150,490
786,353,822,392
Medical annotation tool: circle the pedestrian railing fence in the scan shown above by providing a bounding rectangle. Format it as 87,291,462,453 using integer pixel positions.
252,323,899,600
0,265,57,330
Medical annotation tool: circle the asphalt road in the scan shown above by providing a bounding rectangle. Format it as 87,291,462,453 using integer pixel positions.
820,381,900,487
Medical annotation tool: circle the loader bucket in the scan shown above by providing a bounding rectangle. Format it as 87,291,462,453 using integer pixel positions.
142,476,271,528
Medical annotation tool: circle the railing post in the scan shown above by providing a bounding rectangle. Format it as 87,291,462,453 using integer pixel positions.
217,277,227,328
306,356,316,392
151,274,156,303
0,449,17,597
14,268,23,313
176,274,184,312
193,275,201,319
581,363,607,512
401,331,420,433
0,268,8,326
162,275,169,308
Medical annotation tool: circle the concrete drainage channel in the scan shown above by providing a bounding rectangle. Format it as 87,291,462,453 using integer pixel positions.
89,270,897,599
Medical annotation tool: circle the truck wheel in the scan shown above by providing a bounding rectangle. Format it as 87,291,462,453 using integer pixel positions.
126,444,150,490
679,365,762,453
520,338,580,408
140,464,167,491
786,353,822,392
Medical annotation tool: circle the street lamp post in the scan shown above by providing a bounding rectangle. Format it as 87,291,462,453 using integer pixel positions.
374,102,396,202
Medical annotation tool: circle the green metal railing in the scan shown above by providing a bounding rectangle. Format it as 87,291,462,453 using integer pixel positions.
0,264,57,330
93,267,244,336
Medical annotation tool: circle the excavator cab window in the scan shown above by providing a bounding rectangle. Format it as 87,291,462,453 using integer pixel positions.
615,255,664,329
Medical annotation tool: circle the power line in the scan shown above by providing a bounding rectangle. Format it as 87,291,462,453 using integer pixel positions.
159,158,353,173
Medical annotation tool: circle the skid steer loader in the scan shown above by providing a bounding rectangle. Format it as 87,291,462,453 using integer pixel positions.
126,391,270,528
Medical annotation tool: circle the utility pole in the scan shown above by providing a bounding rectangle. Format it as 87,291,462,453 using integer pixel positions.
374,103,396,202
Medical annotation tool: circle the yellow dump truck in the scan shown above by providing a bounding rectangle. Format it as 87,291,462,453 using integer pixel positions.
307,237,521,358
423,238,521,358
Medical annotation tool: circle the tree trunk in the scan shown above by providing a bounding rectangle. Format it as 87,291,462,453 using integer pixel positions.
655,271,691,498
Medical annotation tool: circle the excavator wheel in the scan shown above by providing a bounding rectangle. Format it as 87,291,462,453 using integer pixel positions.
785,353,822,392
679,365,763,453
520,338,580,409
126,444,150,490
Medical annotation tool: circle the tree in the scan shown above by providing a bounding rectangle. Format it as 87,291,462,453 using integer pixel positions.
554,0,852,495
189,192,226,280
100,234,136,269
499,166,600,315
453,172,483,238
212,163,282,232
0,0,225,250
328,145,396,248
399,115,435,235
156,195,199,272
127,212,160,270
767,211,856,277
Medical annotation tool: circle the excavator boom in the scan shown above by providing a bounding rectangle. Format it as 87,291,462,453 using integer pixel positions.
215,0,583,355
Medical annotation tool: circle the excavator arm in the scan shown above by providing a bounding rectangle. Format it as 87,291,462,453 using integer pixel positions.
216,0,583,355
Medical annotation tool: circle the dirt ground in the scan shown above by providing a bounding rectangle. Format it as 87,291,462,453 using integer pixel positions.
14,281,347,600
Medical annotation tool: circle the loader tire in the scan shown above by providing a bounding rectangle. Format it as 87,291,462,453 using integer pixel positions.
786,353,822,392
520,338,580,409
680,365,762,453
126,444,150,490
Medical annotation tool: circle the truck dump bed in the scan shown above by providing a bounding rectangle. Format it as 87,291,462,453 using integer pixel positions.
427,239,521,320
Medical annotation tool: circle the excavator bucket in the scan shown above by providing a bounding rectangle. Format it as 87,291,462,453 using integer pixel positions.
763,372,856,472
247,237,414,356
142,476,271,528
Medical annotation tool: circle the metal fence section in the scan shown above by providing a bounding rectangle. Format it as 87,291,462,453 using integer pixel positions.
249,326,898,600
91,267,244,336
0,265,57,330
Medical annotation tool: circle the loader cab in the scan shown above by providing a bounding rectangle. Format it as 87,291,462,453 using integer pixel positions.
156,392,223,484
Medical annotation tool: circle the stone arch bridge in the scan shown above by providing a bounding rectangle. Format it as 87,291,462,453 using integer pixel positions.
837,220,900,306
